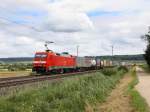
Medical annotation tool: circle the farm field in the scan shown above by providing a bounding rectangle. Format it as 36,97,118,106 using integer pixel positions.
0,71,31,78
0,63,32,78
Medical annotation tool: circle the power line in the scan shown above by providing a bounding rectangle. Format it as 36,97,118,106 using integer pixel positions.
0,16,54,45
0,6,47,33
0,16,43,32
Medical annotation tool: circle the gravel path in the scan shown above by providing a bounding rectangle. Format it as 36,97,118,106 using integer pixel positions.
95,73,134,112
136,67,150,106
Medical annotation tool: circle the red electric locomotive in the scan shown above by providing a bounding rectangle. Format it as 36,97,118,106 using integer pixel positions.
33,50,76,73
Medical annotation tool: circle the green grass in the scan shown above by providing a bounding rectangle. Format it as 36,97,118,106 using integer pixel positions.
0,63,32,72
140,64,150,73
128,67,150,112
101,68,117,76
0,68,127,112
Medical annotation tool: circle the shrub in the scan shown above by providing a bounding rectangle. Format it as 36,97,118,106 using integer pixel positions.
101,68,117,76
140,64,150,73
117,66,128,73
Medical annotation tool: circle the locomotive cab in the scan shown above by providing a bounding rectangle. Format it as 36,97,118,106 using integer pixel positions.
33,52,49,73
33,42,77,74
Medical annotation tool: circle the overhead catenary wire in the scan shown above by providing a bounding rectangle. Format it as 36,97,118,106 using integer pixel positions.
0,16,52,44
0,5,45,33
0,16,44,32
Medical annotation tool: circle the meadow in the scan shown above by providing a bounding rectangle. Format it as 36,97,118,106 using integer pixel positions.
0,67,127,112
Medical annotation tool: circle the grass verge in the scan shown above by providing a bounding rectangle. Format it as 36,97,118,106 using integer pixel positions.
0,68,127,112
140,64,150,73
128,67,150,112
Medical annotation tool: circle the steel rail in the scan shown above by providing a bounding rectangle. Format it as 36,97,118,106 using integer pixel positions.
0,70,99,88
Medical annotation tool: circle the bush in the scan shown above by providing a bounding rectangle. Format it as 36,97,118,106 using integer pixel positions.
101,68,117,76
140,64,150,73
117,66,128,73
142,28,150,67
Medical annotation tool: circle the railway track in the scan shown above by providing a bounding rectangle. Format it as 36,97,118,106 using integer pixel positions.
0,70,99,88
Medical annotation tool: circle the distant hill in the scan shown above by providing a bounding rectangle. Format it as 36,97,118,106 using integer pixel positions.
0,54,145,63
97,54,145,61
0,57,33,63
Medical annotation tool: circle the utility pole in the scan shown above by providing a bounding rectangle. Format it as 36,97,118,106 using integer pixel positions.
77,45,79,57
111,45,114,56
111,45,114,65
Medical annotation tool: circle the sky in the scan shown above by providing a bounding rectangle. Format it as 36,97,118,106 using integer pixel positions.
0,0,150,57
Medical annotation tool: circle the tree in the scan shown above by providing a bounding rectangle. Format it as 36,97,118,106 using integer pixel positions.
142,28,150,67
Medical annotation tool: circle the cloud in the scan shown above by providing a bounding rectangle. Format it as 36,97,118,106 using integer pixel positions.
0,0,150,57
43,12,94,32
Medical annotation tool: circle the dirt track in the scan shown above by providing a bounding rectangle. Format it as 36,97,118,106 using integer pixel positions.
95,73,134,112
136,67,150,106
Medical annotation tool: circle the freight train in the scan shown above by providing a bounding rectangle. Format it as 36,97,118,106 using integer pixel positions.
32,50,112,74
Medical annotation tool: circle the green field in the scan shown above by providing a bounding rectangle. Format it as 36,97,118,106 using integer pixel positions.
0,63,32,72
0,67,127,112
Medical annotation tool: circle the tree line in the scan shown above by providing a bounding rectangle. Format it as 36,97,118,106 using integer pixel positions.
143,27,150,68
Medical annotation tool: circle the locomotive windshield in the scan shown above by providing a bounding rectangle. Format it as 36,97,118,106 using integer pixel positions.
35,54,47,58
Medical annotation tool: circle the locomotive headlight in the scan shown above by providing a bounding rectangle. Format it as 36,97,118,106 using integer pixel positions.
33,61,46,64
40,61,46,64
